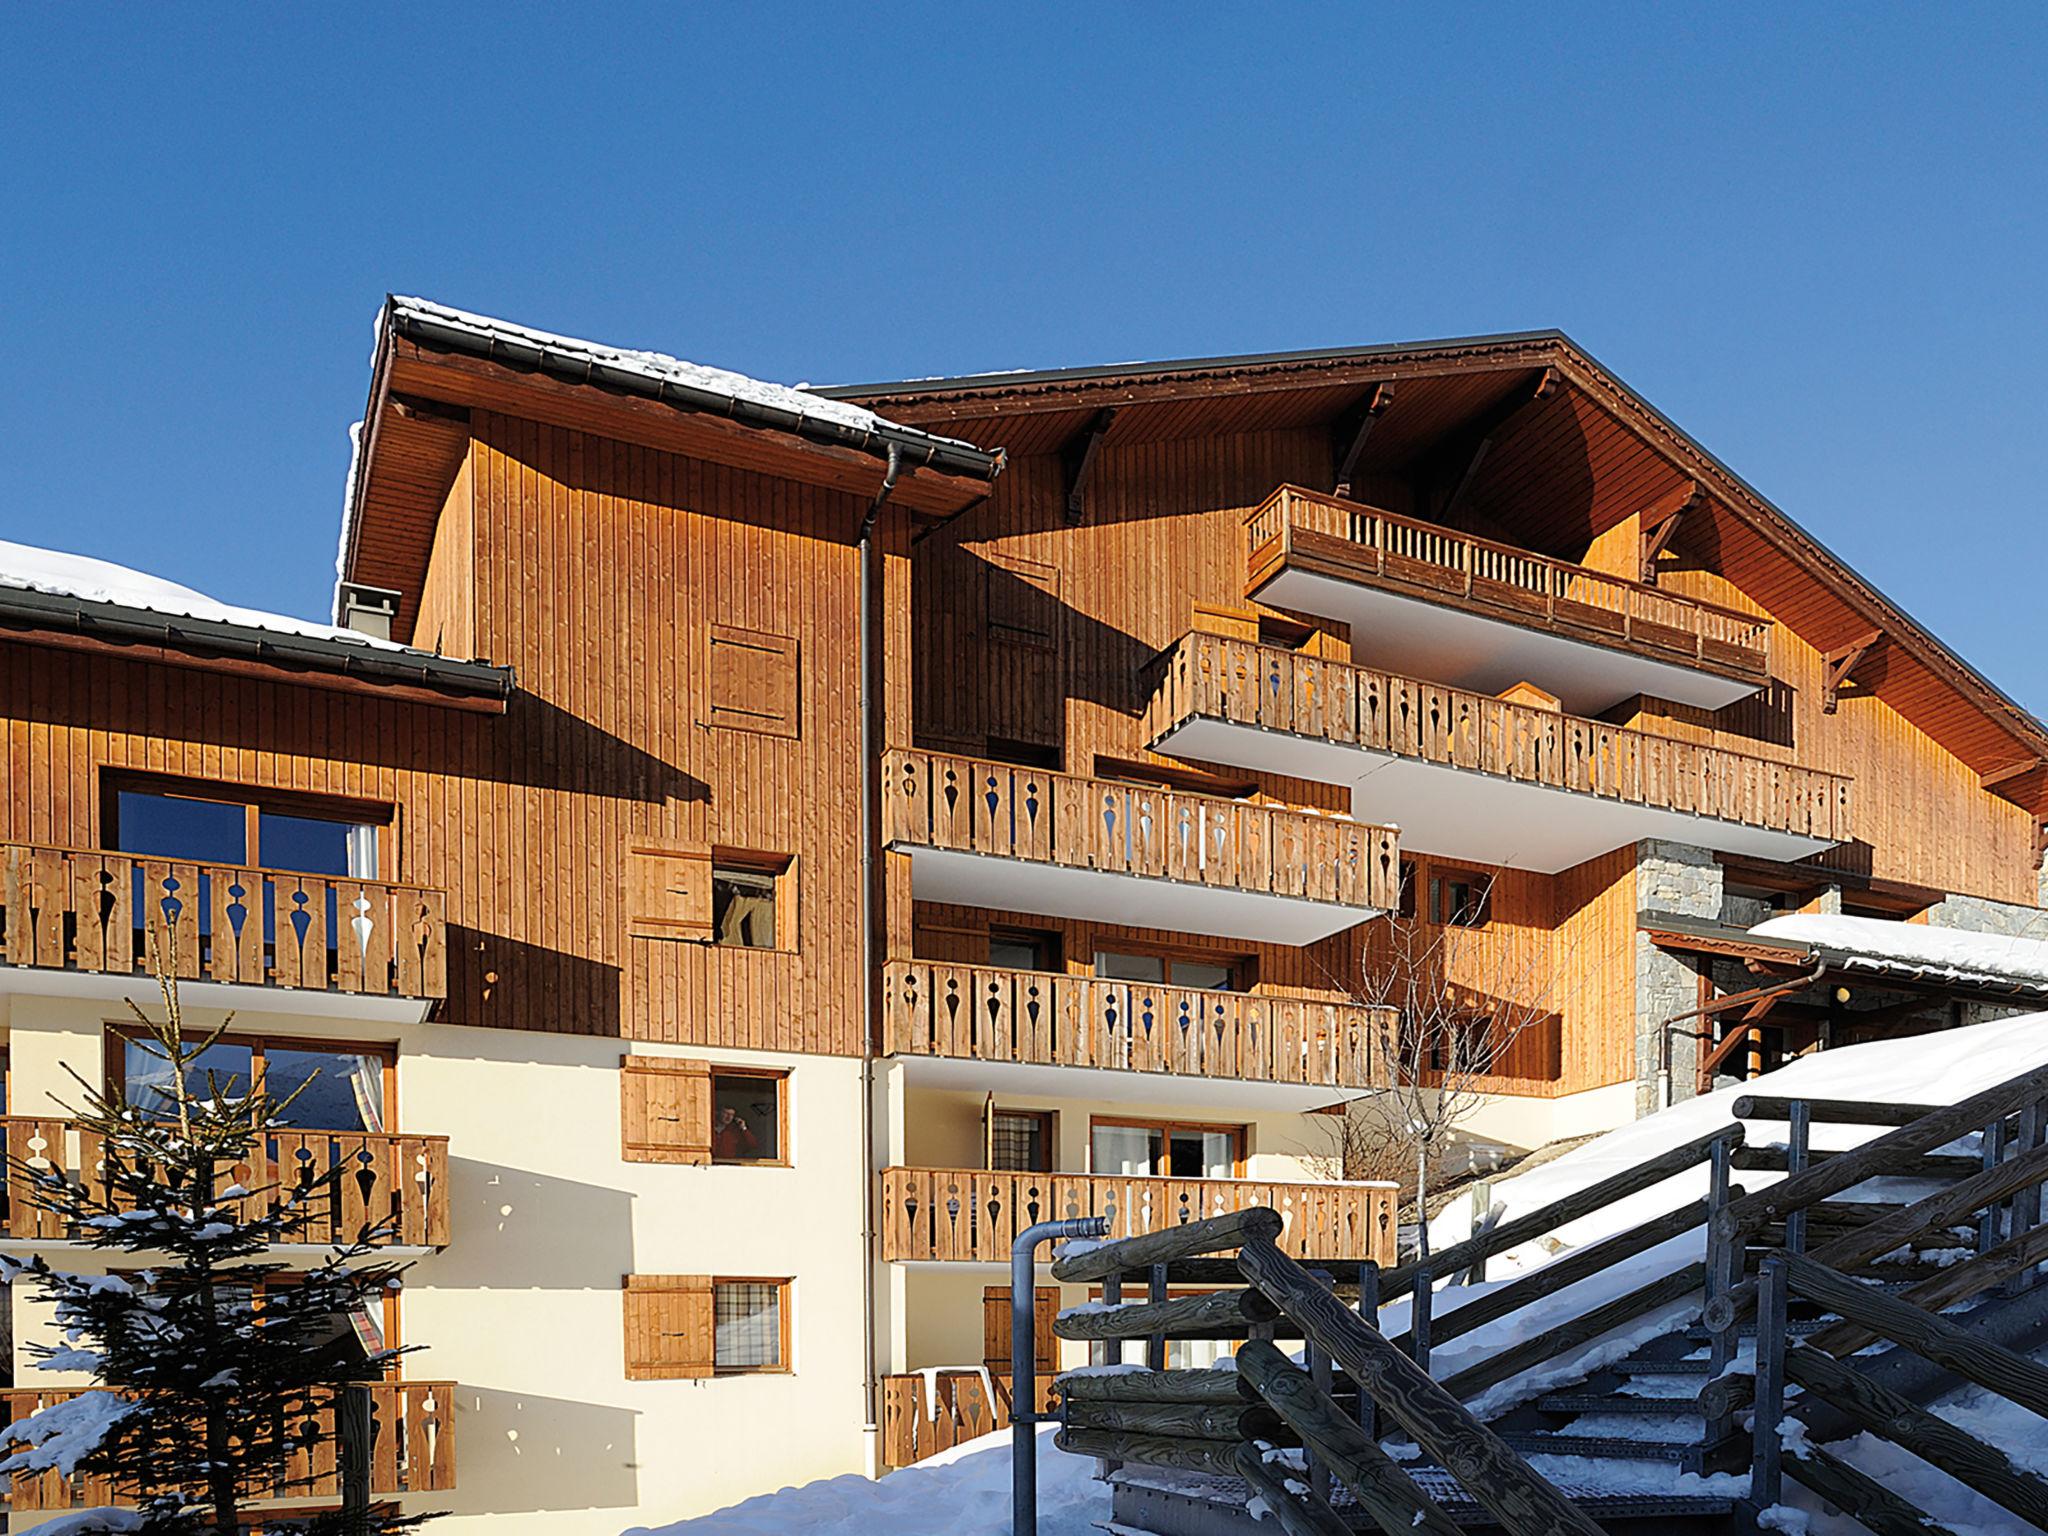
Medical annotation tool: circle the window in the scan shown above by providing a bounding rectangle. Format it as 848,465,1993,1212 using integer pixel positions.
1094,949,1243,991
1090,1117,1243,1178
111,1031,393,1133
713,1279,789,1373
989,927,1061,973
988,1109,1052,1173
708,624,799,739
618,1057,788,1167
1430,870,1491,928
985,737,1063,771
109,780,384,879
712,855,791,950
712,1071,785,1164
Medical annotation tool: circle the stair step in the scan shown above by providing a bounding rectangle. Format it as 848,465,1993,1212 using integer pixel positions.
1537,1392,1699,1416
1494,1431,1698,1463
1687,1314,1832,1341
1613,1357,1715,1376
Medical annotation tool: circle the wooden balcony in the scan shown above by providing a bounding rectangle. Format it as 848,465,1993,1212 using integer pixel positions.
883,958,1395,1092
879,1166,1395,1266
0,843,448,1004
0,1116,452,1249
3,1380,456,1510
881,1370,1056,1470
1147,632,1853,872
1245,485,1772,713
883,748,1399,945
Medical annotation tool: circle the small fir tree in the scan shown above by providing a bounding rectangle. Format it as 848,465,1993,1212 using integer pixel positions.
0,943,427,1536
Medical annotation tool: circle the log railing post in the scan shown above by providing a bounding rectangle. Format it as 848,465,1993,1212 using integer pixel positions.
1357,1260,1380,1440
1704,1129,1739,1446
1751,1255,1788,1509
1306,1267,1335,1509
2007,1098,2046,1298
1411,1262,1433,1372
1146,1261,1168,1373
1098,1269,1123,1477
1980,1109,2010,1260
1784,1100,1811,1255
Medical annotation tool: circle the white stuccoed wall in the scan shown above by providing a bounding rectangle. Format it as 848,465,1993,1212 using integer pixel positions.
0,989,873,1533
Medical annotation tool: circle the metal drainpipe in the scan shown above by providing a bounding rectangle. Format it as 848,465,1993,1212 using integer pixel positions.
1012,1217,1109,1536
857,443,900,1471
1656,957,1827,1108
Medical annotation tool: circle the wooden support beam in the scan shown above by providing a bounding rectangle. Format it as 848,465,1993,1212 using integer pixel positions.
1980,757,2046,792
1637,480,1698,583
1823,628,1884,714
1061,407,1117,524
1331,383,1395,499
1435,367,1559,525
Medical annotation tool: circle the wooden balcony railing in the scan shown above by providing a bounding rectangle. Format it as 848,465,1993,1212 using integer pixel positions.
881,1370,1057,1470
3,1380,456,1510
0,1116,451,1249
1147,631,1854,844
883,748,1400,913
0,843,448,1001
879,1167,1395,1266
883,959,1395,1091
1245,485,1773,684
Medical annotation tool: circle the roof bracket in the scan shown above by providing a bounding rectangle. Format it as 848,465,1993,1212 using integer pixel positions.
1062,408,1117,525
1331,383,1395,500
1637,480,1700,584
1822,629,1883,714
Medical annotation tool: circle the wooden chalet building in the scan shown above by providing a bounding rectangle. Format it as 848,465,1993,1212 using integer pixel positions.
0,299,2043,1526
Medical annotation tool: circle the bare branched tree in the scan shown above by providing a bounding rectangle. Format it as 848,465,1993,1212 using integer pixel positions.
1310,868,1577,1258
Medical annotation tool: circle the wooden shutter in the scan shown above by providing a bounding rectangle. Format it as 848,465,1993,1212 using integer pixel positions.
626,843,712,941
621,1055,713,1165
981,1285,1058,1372
624,1274,714,1379
708,624,799,738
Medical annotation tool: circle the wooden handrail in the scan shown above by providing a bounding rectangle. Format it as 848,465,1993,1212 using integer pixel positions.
0,842,448,1000
1147,632,1853,843
1246,484,1770,633
1,1379,457,1509
1,1116,451,1248
1377,1125,1740,1302
882,957,1396,1091
883,748,1402,914
879,1167,1395,1266
1236,1234,1610,1536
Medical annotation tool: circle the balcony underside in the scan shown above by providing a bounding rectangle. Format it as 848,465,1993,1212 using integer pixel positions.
0,963,436,1023
1156,716,1837,873
893,844,1374,944
890,1052,1353,1112
1253,566,1761,715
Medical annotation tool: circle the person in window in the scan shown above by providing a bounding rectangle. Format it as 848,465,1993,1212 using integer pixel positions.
713,1104,760,1161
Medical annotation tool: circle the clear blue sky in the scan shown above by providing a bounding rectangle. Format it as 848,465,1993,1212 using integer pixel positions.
3,7,2044,709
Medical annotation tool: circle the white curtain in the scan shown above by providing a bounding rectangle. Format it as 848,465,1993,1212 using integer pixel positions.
348,1054,386,1133
345,824,379,881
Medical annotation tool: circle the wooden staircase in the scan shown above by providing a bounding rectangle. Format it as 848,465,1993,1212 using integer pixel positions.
1043,1065,2048,1535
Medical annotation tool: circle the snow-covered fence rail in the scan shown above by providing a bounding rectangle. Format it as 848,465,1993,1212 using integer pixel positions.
0,1117,451,1248
0,842,448,1000
2,1379,458,1511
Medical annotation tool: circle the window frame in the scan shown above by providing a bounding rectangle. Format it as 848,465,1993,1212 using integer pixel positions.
1429,864,1493,929
101,772,395,881
104,1027,399,1131
1088,1114,1246,1178
1091,946,1251,992
709,849,796,953
712,1276,793,1376
987,926,1063,973
709,1066,791,1168
115,1268,404,1379
986,1107,1055,1174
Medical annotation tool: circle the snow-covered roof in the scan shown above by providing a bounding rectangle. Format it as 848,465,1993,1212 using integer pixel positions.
0,537,510,698
1749,911,2048,992
385,297,993,460
0,539,414,652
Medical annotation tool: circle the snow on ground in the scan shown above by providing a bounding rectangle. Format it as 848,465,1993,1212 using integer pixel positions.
1752,911,2048,988
626,1425,1105,1536
0,538,419,653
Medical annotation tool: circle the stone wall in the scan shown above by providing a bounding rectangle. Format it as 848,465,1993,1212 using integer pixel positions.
1633,840,1722,1117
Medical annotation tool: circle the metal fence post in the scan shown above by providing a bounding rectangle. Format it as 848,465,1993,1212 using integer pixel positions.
1411,1263,1433,1374
2008,1097,2046,1297
1147,1261,1168,1373
1704,1129,1738,1447
1980,1109,2010,1259
1306,1268,1334,1508
1013,1215,1111,1536
1751,1256,1788,1509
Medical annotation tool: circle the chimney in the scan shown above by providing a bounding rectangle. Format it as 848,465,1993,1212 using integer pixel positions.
339,583,402,642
